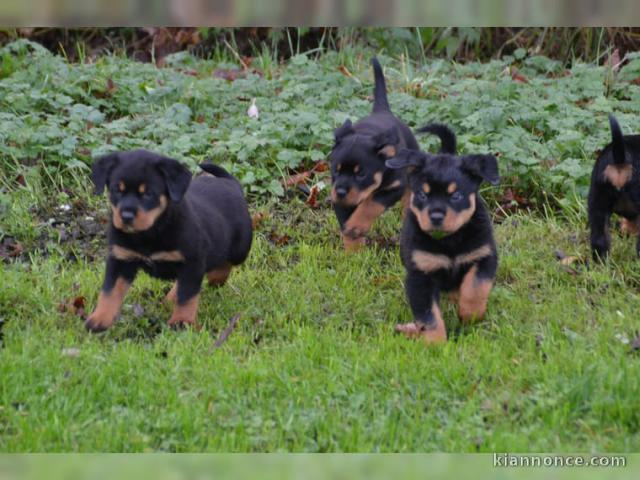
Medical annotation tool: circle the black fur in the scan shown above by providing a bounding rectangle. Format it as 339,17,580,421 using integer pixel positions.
588,114,640,259
87,149,252,332
330,57,420,246
386,125,499,336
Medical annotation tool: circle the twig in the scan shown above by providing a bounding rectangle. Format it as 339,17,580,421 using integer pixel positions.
212,314,241,350
223,39,249,70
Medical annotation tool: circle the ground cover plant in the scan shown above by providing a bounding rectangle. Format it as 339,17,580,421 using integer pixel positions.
1,39,640,451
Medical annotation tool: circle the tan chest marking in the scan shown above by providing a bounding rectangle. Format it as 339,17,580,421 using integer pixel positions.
411,244,492,273
110,245,185,263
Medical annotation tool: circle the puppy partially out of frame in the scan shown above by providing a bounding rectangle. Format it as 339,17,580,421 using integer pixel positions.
386,124,500,344
588,115,640,260
87,150,252,332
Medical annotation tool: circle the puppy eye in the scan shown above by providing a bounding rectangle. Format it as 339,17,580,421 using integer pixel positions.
417,190,429,201
355,170,366,180
451,191,463,201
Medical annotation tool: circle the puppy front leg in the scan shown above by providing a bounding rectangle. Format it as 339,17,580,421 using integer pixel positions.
342,196,386,250
396,270,446,344
168,264,204,328
86,258,138,332
334,203,362,251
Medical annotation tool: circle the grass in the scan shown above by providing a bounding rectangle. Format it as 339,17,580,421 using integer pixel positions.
1,41,640,452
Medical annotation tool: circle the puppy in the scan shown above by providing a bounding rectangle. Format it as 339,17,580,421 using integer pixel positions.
588,115,640,259
87,150,252,332
330,57,420,251
385,124,499,344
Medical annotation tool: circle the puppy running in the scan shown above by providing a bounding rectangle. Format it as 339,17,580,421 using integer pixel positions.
87,150,252,332
386,124,499,344
330,57,420,251
588,115,640,259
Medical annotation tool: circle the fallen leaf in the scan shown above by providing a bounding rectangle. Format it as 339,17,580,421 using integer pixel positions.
306,185,319,208
338,65,352,77
212,313,241,349
269,231,291,246
251,212,266,230
283,171,311,188
510,67,529,83
312,161,329,172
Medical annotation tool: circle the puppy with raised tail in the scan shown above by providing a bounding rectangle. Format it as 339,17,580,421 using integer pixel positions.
87,150,252,332
386,124,499,344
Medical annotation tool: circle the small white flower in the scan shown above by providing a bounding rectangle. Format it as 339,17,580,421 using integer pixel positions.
247,98,259,119
58,204,71,212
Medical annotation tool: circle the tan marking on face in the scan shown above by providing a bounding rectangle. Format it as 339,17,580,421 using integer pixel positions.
411,250,452,273
383,179,402,190
378,145,396,158
395,303,447,344
447,182,457,194
138,183,146,194
409,194,433,232
343,197,386,241
113,195,168,233
168,293,200,327
454,244,492,267
353,164,360,173
603,164,633,190
442,193,476,233
86,277,131,331
331,172,383,207
422,183,431,194
458,264,493,323
207,263,232,286
621,217,640,236
118,181,125,192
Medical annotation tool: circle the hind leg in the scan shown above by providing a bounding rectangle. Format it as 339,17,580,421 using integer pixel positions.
207,263,232,286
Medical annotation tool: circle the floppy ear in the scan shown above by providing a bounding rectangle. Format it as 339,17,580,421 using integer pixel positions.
91,153,119,195
373,127,400,158
461,154,500,185
333,119,354,143
385,148,424,170
155,157,192,202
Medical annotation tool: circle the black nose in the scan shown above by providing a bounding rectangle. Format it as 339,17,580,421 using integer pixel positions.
429,210,445,226
335,187,348,199
120,209,136,224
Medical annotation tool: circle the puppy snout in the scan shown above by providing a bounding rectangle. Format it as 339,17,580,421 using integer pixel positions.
335,187,348,199
429,210,445,227
120,208,137,224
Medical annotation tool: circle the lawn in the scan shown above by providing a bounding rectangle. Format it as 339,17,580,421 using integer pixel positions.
1,40,640,452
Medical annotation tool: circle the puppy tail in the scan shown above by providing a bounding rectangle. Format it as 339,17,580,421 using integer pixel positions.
416,123,457,154
609,114,627,165
199,162,234,179
371,57,391,113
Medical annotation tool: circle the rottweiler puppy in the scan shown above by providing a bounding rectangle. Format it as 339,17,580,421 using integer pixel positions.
87,150,252,332
330,57,420,251
385,124,500,344
588,114,640,260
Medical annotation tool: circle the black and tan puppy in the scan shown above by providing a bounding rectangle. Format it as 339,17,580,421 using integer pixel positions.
588,115,640,260
330,57,420,251
87,149,252,332
385,124,499,344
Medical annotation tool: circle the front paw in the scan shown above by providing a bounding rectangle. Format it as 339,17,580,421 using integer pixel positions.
343,225,366,240
85,312,115,333
342,234,366,252
395,321,447,344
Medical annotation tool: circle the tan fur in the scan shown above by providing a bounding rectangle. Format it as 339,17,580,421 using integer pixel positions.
382,179,402,190
110,246,185,263
621,217,640,236
138,183,146,194
411,250,451,274
342,234,366,252
378,145,396,158
353,164,360,173
165,283,178,304
331,172,383,207
168,294,200,327
603,164,633,190
395,303,447,344
422,183,430,194
454,244,492,267
118,181,125,192
207,264,232,286
112,195,168,233
442,193,476,233
87,278,131,330
409,194,434,232
447,182,457,194
458,265,493,323
150,250,185,262
343,197,386,240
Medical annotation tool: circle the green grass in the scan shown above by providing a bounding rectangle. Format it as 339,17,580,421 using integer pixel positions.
2,40,640,452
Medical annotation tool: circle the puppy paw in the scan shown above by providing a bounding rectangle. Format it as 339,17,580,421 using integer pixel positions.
395,322,447,344
343,226,366,240
85,312,115,333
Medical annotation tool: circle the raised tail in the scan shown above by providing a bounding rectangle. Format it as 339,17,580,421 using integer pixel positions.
609,114,627,165
199,162,234,179
371,57,391,113
416,123,457,154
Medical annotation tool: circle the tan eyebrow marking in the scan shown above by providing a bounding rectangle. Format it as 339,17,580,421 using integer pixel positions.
447,182,457,194
138,183,146,194
118,181,126,192
354,164,361,173
422,183,430,194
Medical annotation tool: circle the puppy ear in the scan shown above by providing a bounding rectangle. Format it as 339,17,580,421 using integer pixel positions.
461,154,500,185
156,157,192,202
333,119,354,143
91,153,119,195
385,148,424,169
374,127,400,158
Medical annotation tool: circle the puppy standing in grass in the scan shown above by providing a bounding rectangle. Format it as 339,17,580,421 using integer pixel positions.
87,150,252,332
588,115,640,260
330,57,420,251
386,125,499,344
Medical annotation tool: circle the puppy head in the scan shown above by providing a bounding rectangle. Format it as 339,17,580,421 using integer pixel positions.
387,149,499,236
329,119,399,206
91,150,191,234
